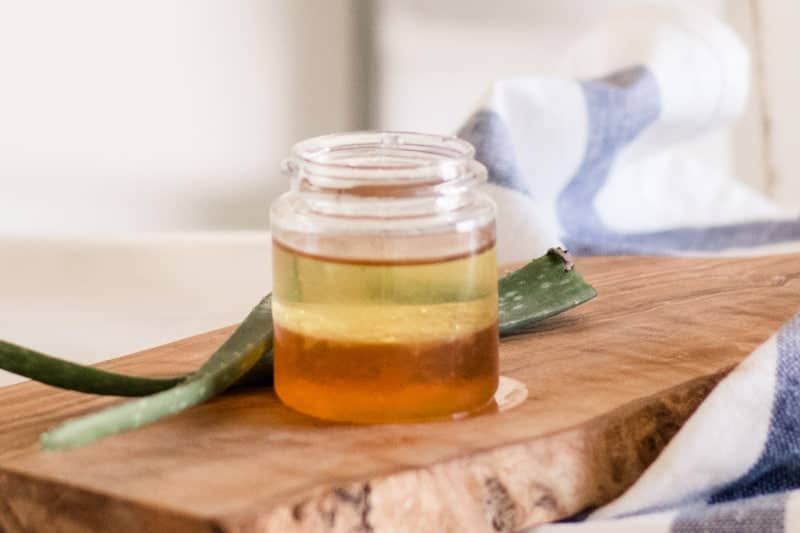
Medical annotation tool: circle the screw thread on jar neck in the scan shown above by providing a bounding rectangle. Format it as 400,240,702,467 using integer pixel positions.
282,131,488,210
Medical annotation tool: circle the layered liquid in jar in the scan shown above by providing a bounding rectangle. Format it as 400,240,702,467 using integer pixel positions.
272,240,499,423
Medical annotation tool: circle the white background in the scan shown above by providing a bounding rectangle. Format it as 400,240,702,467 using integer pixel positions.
0,0,362,233
0,0,796,235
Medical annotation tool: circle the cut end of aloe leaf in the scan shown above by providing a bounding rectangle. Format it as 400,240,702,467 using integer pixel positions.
498,248,597,336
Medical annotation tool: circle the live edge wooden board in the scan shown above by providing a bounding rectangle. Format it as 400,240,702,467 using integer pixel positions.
2,255,800,533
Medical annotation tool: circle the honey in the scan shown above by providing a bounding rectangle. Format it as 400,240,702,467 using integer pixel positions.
272,241,499,422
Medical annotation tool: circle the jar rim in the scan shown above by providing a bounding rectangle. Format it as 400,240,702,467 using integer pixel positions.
283,131,486,188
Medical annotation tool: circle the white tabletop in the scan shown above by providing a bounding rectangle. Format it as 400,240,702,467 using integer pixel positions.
0,232,272,387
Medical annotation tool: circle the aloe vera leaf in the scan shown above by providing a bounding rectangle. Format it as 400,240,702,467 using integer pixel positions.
498,248,597,336
0,340,183,396
40,295,273,451
38,251,595,451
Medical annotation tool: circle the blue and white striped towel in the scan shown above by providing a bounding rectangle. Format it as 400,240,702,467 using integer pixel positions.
456,5,800,532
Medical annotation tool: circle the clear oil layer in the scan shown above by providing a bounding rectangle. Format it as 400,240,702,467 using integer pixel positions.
272,241,499,423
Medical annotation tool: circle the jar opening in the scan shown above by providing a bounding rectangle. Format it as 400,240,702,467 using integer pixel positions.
272,131,496,261
283,131,486,195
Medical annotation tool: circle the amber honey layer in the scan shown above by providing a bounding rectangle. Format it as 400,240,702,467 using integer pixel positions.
274,322,499,423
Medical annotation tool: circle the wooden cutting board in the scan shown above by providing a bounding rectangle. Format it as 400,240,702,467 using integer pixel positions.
1,255,800,533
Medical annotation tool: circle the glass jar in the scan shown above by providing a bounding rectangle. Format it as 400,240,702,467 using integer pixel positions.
270,131,498,423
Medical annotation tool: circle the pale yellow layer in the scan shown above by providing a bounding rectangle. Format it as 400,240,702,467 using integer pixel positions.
273,299,496,344
272,245,498,344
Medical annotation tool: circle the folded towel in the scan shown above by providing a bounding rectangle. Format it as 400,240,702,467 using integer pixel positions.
459,4,799,264
456,4,800,532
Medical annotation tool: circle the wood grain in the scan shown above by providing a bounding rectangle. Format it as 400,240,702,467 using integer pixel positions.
1,254,800,533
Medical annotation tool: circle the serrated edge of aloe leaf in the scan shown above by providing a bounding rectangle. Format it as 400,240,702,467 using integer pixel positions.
498,253,597,336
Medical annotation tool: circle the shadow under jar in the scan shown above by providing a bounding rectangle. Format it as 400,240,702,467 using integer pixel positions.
270,131,498,423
